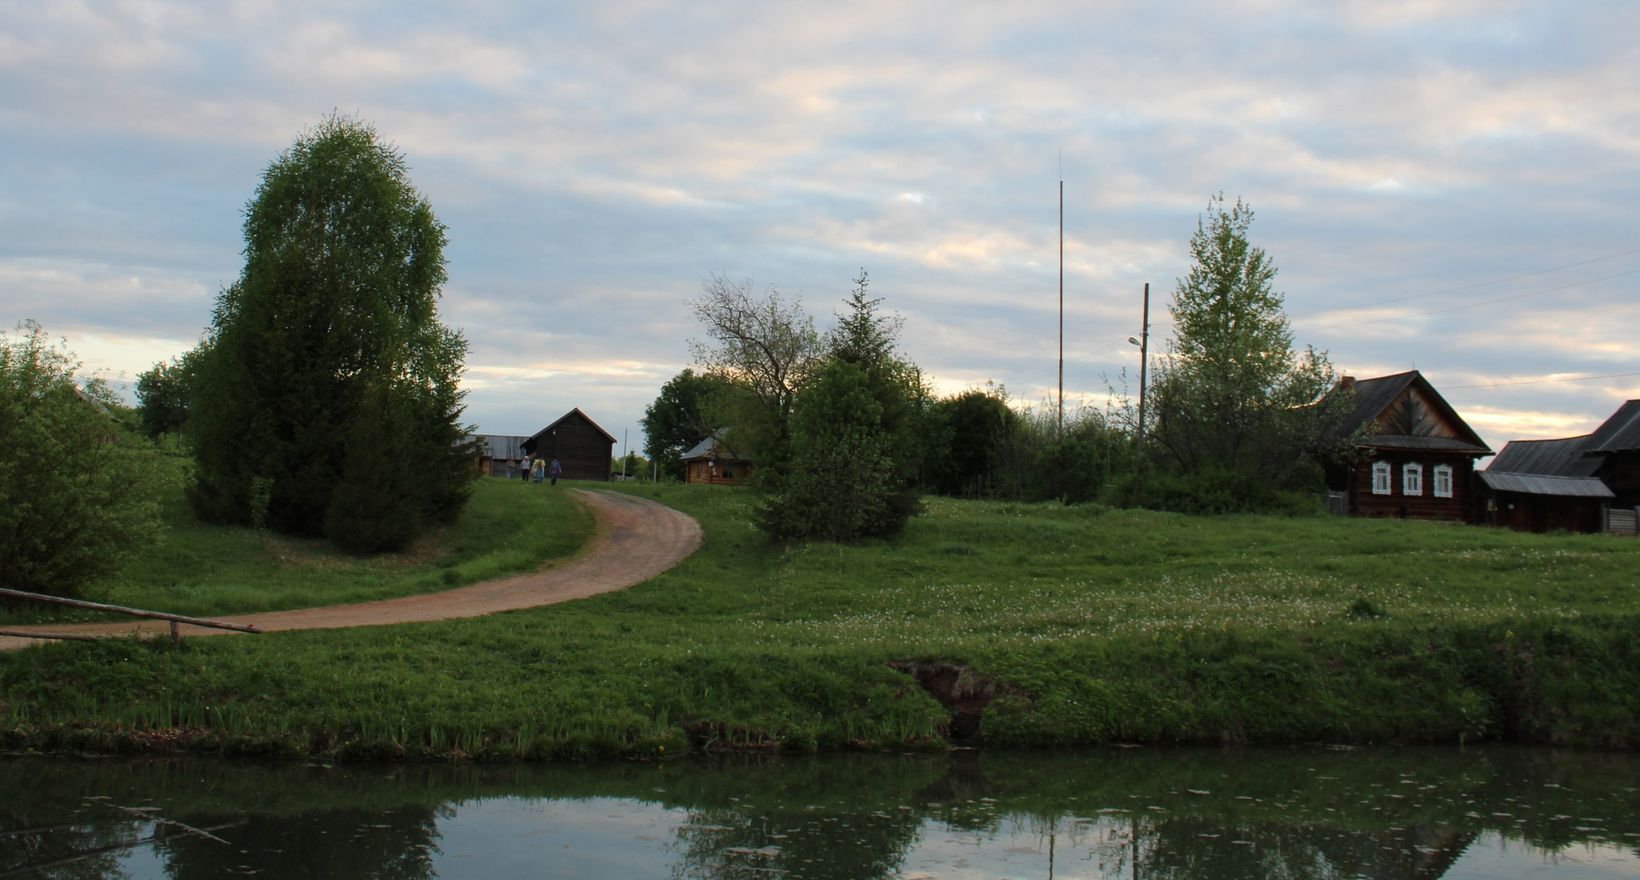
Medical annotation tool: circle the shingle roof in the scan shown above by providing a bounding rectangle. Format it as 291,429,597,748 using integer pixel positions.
1587,400,1640,453
1478,471,1614,498
1358,434,1493,453
1487,435,1601,477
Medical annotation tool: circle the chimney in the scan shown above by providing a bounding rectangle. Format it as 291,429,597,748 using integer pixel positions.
1340,375,1356,392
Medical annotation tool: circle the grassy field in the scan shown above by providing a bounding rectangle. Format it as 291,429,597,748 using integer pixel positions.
3,485,1638,759
1,473,595,622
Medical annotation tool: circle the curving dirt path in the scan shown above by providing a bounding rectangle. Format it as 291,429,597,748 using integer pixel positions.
0,489,702,651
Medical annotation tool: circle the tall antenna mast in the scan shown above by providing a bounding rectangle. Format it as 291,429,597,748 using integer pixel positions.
1057,166,1064,438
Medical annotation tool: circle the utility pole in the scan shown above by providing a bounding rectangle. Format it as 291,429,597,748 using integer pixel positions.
1057,177,1064,439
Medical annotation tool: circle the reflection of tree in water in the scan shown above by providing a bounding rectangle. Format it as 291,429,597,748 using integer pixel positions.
158,806,442,880
662,755,941,880
1124,816,1476,880
669,804,923,880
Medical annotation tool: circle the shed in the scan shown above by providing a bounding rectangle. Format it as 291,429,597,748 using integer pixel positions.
1476,469,1614,533
681,435,754,486
471,434,530,478
1320,371,1492,520
1480,401,1640,534
522,408,616,482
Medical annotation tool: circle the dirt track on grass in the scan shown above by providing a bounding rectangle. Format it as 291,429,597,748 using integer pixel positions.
0,489,702,651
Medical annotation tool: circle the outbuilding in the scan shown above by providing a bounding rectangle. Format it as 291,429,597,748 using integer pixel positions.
522,408,616,482
681,435,753,486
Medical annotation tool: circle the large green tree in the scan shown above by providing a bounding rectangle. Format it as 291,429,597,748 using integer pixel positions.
1147,195,1342,489
0,321,166,596
188,115,474,552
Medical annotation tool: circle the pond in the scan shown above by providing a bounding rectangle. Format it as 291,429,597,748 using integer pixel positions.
2,747,1637,878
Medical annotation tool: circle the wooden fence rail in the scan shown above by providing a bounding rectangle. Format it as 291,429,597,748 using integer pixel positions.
0,587,260,645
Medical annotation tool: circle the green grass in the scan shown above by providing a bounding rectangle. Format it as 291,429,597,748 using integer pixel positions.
1,475,595,620
3,485,1638,760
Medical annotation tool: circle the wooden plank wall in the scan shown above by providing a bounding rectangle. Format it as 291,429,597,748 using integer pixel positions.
536,414,613,481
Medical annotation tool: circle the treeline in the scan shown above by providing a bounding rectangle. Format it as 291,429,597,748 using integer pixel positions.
645,195,1354,540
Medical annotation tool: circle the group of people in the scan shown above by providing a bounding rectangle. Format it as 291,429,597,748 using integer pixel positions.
518,454,563,485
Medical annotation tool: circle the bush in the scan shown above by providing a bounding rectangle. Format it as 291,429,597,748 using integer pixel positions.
1106,464,1323,516
0,321,168,597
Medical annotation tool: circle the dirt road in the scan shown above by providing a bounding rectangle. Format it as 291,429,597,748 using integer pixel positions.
0,489,701,651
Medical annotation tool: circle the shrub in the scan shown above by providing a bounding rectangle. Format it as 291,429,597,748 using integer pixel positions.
0,321,168,597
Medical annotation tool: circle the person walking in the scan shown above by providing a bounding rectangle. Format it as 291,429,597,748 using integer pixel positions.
519,454,531,482
550,456,563,486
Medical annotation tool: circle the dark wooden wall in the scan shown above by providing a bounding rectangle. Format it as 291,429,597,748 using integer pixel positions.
1482,492,1605,533
532,413,613,481
1350,451,1475,521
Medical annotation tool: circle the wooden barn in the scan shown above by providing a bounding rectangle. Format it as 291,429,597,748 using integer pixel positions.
681,435,753,486
1479,400,1640,534
522,408,616,482
1321,371,1492,520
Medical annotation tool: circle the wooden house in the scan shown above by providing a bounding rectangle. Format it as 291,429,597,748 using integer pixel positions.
1478,400,1640,534
1321,371,1492,520
681,435,753,486
522,408,616,482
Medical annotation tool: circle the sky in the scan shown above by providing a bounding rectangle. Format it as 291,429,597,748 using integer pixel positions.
3,0,1637,456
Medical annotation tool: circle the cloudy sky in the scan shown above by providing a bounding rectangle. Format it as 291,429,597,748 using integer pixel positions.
3,0,1637,454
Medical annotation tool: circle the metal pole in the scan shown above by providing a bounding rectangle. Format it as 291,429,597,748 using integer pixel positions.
1058,178,1064,439
621,428,629,479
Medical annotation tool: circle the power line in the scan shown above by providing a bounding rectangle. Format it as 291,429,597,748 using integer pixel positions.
1445,370,1640,391
1290,245,1640,318
1297,266,1640,331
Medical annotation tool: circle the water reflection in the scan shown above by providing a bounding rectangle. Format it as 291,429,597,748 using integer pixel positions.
2,748,1636,879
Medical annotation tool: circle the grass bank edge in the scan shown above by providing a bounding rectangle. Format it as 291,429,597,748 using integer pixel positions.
3,485,1638,759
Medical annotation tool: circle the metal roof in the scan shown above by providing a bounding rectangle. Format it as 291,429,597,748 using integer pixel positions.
1487,435,1600,477
471,434,529,459
1326,370,1492,453
1587,400,1640,453
1478,471,1615,498
681,435,750,462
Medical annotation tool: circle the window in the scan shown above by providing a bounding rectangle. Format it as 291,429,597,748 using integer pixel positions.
1372,461,1391,495
1433,464,1453,498
1403,462,1423,496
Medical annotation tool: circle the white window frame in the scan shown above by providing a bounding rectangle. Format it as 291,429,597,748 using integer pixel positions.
1371,461,1392,495
1403,462,1424,496
1433,464,1453,498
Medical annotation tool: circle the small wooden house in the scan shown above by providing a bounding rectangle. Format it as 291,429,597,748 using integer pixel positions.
522,408,616,482
1321,371,1492,520
681,435,753,486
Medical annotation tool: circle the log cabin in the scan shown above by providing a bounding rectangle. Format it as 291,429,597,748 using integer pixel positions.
681,435,754,486
1321,371,1492,520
